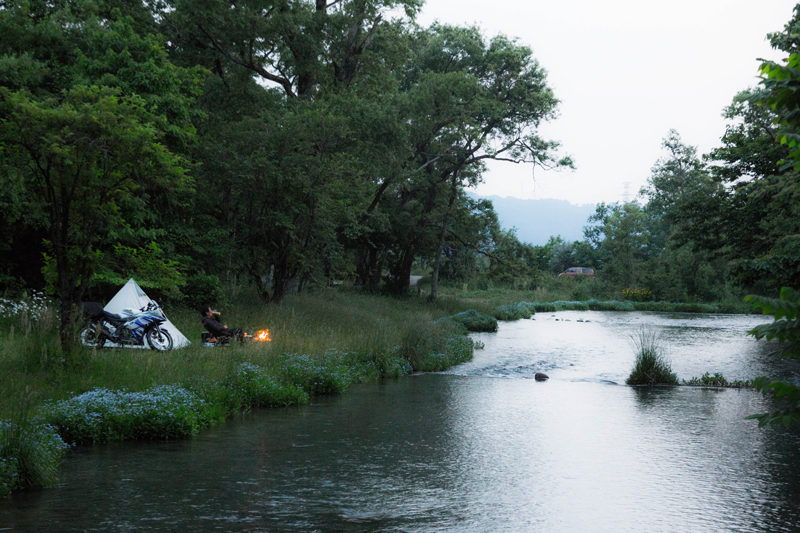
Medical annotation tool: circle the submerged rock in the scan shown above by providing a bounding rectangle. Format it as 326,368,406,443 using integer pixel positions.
534,372,549,382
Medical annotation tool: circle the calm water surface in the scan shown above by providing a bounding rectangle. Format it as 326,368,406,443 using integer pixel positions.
2,311,800,532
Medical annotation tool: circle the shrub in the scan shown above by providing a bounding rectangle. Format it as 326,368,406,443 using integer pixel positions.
432,316,469,335
411,335,474,372
369,347,413,378
40,385,215,445
276,351,378,395
672,302,718,313
226,362,309,408
181,273,225,308
529,302,557,312
449,309,497,332
622,288,654,302
492,302,533,321
550,300,590,311
626,329,678,386
683,372,752,388
746,287,800,426
0,420,67,497
586,299,635,311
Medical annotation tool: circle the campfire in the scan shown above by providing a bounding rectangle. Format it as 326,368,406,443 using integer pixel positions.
254,329,271,342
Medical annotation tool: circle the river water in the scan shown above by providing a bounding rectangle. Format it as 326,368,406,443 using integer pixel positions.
2,311,800,532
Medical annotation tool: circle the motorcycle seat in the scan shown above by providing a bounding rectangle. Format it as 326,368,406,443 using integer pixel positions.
104,309,138,321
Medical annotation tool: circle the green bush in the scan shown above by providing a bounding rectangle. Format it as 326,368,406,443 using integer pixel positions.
449,309,498,332
276,351,378,395
492,302,533,321
369,347,414,378
548,300,590,311
0,421,67,497
586,299,635,311
672,302,718,313
683,372,752,388
626,329,678,386
40,385,216,445
181,272,225,308
226,362,309,408
411,335,474,372
746,287,800,426
529,302,557,312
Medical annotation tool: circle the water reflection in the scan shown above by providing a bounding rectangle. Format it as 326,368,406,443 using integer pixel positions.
2,312,799,532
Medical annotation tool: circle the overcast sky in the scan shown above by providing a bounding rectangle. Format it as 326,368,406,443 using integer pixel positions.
416,0,797,205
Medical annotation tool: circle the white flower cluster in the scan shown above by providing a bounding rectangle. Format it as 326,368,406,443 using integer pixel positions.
0,290,51,320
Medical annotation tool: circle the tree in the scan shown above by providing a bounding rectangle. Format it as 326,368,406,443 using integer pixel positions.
584,202,651,288
746,287,800,427
165,0,422,99
0,86,189,351
0,1,204,303
727,8,800,428
357,24,569,296
638,131,729,299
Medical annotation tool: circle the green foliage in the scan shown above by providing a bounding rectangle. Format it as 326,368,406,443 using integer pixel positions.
747,378,800,427
407,335,474,372
626,329,678,386
449,309,498,332
0,420,67,497
180,273,224,308
683,372,752,388
222,362,309,409
492,302,533,321
275,351,379,396
41,385,215,445
622,288,654,302
747,287,800,355
746,287,800,426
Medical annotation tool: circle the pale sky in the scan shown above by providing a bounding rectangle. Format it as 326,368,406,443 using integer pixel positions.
417,0,797,205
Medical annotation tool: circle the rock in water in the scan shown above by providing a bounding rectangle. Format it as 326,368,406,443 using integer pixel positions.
534,372,549,382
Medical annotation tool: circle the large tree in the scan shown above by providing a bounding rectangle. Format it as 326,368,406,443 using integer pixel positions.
0,2,201,350
0,86,189,350
355,24,569,296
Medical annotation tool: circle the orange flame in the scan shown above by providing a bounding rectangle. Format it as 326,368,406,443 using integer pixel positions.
255,329,271,342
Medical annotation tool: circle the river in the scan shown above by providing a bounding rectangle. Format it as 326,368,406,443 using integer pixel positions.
2,311,800,532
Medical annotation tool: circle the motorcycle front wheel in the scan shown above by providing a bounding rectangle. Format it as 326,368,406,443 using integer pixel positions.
79,323,105,348
146,327,173,351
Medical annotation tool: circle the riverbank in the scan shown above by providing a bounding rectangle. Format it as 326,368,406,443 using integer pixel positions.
0,286,757,496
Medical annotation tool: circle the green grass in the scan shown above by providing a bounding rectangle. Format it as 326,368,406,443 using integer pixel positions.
0,288,482,494
626,329,678,386
683,372,752,388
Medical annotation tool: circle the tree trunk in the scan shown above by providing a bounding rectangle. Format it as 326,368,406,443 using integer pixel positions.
355,244,382,291
386,250,413,295
430,174,459,301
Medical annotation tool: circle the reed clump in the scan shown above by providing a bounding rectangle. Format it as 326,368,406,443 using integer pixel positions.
626,329,678,386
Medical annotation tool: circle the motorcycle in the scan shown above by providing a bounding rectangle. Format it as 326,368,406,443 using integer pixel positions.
80,301,174,351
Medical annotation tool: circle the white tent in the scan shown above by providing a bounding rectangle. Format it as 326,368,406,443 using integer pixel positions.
104,278,190,348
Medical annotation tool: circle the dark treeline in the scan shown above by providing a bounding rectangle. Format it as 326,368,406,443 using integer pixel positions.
0,0,571,347
1,1,799,351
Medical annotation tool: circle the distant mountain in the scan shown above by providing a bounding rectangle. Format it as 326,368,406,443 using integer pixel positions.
478,195,597,246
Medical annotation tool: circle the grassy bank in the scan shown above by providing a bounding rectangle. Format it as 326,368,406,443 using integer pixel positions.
0,284,755,496
0,288,479,496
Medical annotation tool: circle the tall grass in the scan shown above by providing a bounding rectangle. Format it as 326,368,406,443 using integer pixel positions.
0,288,480,494
626,328,678,386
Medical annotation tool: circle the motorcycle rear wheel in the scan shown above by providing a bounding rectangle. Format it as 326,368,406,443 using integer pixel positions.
146,327,173,351
79,323,106,348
